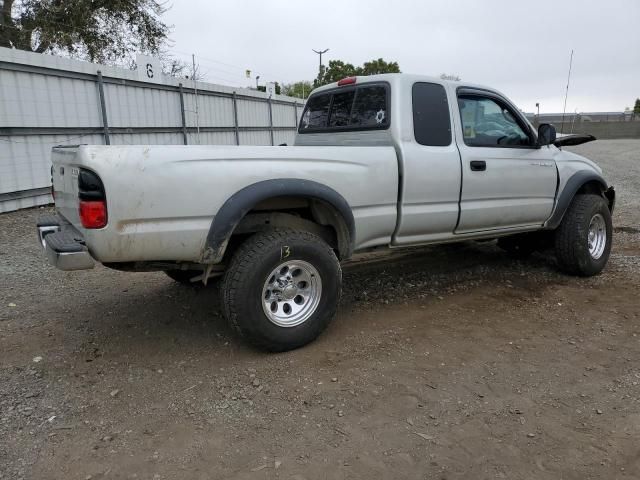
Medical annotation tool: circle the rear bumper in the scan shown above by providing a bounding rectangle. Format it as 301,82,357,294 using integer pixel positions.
37,214,95,271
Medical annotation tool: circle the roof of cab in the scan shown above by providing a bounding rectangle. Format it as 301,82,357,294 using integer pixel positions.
310,73,499,97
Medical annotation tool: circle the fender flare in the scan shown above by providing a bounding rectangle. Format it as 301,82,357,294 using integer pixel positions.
544,171,610,230
201,179,355,263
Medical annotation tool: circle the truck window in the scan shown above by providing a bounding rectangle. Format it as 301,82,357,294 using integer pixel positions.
329,90,356,127
299,84,389,133
303,94,331,129
457,95,531,147
412,83,451,146
351,86,388,127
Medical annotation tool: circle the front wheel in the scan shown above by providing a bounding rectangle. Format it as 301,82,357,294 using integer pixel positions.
554,193,612,276
221,229,342,351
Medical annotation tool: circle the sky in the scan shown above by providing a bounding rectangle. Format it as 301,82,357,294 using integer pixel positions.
164,0,640,113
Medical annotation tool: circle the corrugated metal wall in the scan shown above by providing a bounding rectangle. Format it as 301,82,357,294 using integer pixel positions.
0,47,305,213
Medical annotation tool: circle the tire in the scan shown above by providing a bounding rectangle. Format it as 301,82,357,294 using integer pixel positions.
554,193,612,276
221,229,342,352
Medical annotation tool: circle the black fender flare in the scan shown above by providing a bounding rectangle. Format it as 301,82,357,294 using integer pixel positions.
201,179,355,263
544,171,611,229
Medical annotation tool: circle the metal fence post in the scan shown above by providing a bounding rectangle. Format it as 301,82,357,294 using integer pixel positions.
178,83,188,145
268,97,274,146
96,70,110,145
232,92,240,145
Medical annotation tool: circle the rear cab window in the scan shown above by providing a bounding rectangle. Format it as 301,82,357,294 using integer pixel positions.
299,83,389,133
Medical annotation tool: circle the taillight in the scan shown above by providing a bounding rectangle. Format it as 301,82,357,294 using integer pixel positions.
79,200,107,229
78,169,107,229
338,76,357,86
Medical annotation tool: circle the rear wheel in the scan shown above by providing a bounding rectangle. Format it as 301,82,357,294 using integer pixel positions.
554,193,612,276
221,229,341,351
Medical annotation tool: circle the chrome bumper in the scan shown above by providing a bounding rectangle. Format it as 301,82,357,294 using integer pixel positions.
37,215,95,271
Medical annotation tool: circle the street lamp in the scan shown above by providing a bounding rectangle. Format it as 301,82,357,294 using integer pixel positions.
312,48,329,80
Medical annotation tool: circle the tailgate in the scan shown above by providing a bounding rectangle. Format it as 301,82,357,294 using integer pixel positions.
51,145,83,227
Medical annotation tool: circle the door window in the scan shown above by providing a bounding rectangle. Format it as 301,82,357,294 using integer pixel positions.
458,95,531,147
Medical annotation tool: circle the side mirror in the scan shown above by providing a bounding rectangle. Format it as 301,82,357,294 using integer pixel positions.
538,123,556,146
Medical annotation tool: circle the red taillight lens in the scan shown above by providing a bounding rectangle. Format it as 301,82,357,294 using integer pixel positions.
79,200,107,229
338,76,357,86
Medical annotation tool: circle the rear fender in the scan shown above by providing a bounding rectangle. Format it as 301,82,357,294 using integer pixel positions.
201,179,355,263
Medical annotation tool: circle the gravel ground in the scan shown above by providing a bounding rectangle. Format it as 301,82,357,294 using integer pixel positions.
0,139,639,480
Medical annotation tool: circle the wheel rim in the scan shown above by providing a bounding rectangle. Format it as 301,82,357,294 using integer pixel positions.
261,260,322,327
587,213,607,260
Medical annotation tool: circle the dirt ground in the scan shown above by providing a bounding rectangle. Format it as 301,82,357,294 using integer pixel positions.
1,140,639,480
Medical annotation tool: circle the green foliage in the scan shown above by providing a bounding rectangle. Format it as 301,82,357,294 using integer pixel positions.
634,98,640,115
359,58,401,76
0,0,169,64
282,81,313,99
314,58,401,88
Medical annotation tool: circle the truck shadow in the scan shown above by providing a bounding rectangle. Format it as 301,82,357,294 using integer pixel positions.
59,240,561,360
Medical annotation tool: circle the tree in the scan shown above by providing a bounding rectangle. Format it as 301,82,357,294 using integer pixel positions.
634,98,640,116
282,81,313,99
359,58,400,76
315,60,358,86
314,58,401,87
0,0,169,65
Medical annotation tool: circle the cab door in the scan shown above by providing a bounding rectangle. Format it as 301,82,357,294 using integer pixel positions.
454,90,558,233
392,81,462,245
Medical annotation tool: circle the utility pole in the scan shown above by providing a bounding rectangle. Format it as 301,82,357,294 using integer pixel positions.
192,54,200,144
560,49,574,134
312,48,329,82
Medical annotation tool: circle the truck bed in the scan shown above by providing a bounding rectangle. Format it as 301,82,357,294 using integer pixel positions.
51,145,399,263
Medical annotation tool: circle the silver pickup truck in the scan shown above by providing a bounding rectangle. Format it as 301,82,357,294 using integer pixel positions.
38,73,615,351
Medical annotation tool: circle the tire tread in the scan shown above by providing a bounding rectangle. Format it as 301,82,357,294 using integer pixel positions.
554,193,611,276
221,228,340,351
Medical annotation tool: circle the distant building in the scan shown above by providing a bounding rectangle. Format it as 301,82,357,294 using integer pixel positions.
525,111,636,125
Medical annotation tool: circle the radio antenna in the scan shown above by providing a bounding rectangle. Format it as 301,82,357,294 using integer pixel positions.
560,49,574,134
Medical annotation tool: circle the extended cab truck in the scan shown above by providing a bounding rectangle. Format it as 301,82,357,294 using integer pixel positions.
37,74,615,351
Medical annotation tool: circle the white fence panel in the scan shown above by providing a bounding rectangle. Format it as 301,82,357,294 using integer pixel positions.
0,47,305,213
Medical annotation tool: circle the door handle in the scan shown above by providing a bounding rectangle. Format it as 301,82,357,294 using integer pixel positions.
470,160,486,171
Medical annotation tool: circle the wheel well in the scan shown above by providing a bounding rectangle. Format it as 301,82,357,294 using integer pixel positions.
576,180,604,196
576,180,615,212
224,196,352,261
